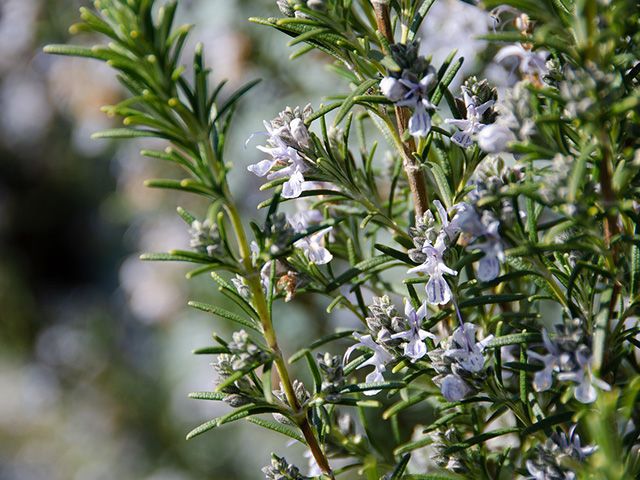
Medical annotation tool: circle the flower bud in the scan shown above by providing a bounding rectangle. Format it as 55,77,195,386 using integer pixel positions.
290,117,311,149
223,393,253,407
262,454,305,480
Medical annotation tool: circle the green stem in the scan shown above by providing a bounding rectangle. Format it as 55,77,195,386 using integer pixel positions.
223,188,335,478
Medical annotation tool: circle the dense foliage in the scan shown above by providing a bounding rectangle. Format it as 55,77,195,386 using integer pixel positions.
46,0,640,478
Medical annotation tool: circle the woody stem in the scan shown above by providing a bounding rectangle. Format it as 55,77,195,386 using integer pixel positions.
371,0,430,218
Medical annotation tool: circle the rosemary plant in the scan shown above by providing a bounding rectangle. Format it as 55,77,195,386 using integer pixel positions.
46,0,639,479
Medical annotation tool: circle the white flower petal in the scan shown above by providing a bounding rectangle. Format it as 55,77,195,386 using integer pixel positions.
533,367,554,392
247,158,277,177
451,130,474,148
574,378,597,404
425,275,451,305
477,254,500,281
380,76,405,102
440,374,471,401
405,339,427,362
408,105,431,137
281,170,305,198
307,244,332,264
477,123,515,153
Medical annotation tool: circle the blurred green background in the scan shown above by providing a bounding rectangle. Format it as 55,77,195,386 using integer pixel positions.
0,1,498,478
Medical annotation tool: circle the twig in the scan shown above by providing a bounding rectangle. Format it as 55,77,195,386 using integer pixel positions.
223,196,335,479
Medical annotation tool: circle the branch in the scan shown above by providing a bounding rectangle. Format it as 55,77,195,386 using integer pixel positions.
371,0,430,217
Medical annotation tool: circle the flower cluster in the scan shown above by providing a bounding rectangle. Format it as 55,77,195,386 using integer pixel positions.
57,0,640,478
344,296,436,393
478,80,536,153
525,426,597,480
317,352,346,401
408,196,507,300
279,378,310,407
273,379,311,424
189,218,222,256
380,41,437,137
528,319,611,404
262,453,307,480
408,230,458,304
426,427,467,473
428,322,493,401
245,206,334,303
213,330,271,406
407,202,459,304
248,105,315,199
445,77,497,149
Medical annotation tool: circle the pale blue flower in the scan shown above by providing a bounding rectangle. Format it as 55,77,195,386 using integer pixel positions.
248,120,313,199
440,374,472,401
445,322,493,373
449,202,485,238
477,123,515,153
495,44,549,77
556,348,611,404
390,299,437,362
380,76,405,102
289,117,311,149
287,210,324,232
445,88,495,148
380,71,437,137
287,210,333,265
525,425,596,480
344,332,393,395
448,203,504,282
407,233,458,305
294,228,333,265
429,322,492,401
433,199,461,241
475,242,503,281
528,329,611,404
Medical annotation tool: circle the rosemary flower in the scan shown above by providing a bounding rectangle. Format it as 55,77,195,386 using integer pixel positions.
445,87,495,148
407,232,458,305
429,322,493,401
380,71,437,137
287,211,333,265
495,43,549,77
248,106,315,198
528,323,611,404
379,41,437,137
477,123,516,153
525,426,596,480
390,299,437,362
344,332,393,394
